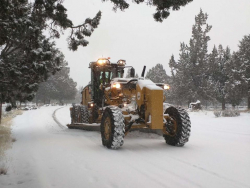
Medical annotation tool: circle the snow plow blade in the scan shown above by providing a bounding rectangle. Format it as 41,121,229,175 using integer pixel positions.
67,123,100,131
67,123,162,135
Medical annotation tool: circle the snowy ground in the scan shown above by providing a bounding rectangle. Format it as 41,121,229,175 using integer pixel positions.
0,106,250,188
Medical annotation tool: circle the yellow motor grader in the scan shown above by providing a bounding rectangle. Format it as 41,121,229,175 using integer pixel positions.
68,58,191,149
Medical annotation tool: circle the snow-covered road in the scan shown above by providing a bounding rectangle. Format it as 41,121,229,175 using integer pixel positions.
1,106,250,188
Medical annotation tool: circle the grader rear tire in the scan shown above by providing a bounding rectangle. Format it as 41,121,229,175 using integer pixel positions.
163,107,191,146
100,106,125,149
80,106,89,123
70,108,74,124
71,105,80,124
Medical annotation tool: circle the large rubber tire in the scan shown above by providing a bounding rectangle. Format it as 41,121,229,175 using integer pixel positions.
100,106,125,149
163,106,191,146
80,106,89,123
71,107,74,124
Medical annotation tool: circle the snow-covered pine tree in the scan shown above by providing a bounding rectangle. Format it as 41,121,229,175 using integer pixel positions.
145,64,169,83
169,43,195,106
209,45,231,110
0,0,101,105
0,39,65,105
0,0,101,52
168,9,213,107
225,52,245,108
166,55,179,104
188,9,212,101
169,55,176,81
104,0,193,22
238,34,250,110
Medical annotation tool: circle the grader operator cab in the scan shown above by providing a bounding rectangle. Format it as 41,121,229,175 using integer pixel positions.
68,58,191,149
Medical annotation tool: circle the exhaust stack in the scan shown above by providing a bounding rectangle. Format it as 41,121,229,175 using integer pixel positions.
141,66,146,78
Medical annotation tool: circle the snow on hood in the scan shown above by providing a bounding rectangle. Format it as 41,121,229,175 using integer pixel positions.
110,78,137,84
110,78,162,90
137,80,162,90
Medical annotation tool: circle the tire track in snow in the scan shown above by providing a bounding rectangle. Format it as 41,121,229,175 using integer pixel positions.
125,144,249,188
52,107,66,129
122,151,203,188
121,140,203,188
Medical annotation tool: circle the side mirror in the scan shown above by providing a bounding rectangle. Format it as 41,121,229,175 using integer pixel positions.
130,67,135,77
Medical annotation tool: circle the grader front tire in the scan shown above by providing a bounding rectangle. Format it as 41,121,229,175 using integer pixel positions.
163,107,191,146
100,106,125,149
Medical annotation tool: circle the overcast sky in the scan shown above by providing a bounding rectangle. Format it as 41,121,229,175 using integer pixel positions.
55,0,250,88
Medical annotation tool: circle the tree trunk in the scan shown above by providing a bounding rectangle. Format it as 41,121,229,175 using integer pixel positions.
248,82,250,110
248,94,250,110
11,100,16,109
222,98,226,110
188,100,191,108
0,101,2,124
35,95,38,106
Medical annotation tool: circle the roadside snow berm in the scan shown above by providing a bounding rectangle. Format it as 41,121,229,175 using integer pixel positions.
68,58,191,149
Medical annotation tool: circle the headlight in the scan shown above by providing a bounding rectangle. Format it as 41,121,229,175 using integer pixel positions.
88,102,94,108
117,59,126,66
112,83,121,89
97,59,109,65
164,84,170,90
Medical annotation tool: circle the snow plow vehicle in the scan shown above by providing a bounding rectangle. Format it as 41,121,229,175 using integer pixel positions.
68,58,191,149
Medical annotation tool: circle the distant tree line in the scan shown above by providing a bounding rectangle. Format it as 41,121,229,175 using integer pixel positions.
35,67,77,105
146,9,250,110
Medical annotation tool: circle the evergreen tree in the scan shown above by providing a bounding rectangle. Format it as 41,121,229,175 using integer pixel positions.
145,63,169,83
165,55,178,104
0,0,101,104
225,52,245,108
238,34,250,110
188,9,212,100
168,9,213,106
209,45,231,110
104,0,193,22
0,39,65,105
0,0,101,51
167,10,248,109
169,55,176,80
169,43,195,106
